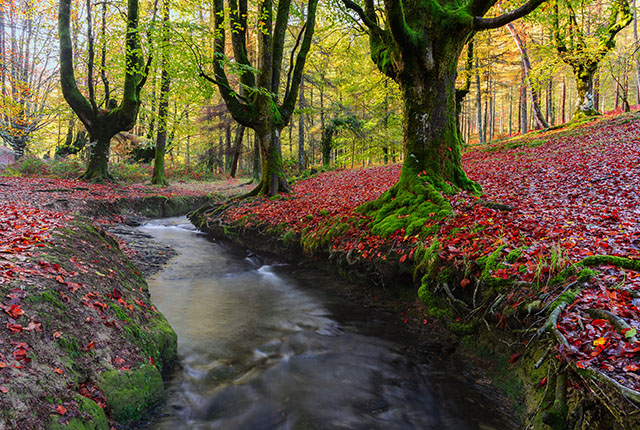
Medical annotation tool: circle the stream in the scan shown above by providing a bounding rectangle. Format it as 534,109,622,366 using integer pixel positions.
138,217,518,430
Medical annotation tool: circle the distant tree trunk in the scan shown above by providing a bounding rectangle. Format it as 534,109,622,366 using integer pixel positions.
230,124,244,177
546,79,554,125
593,74,600,112
507,23,549,129
475,57,484,144
520,71,528,134
297,77,305,170
151,0,170,186
561,79,566,123
509,85,513,135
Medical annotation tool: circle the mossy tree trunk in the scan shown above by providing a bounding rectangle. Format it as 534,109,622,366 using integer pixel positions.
58,0,150,183
573,65,598,117
344,0,545,227
552,0,632,120
201,0,318,197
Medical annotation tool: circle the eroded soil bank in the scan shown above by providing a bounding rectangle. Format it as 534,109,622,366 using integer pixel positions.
0,178,250,429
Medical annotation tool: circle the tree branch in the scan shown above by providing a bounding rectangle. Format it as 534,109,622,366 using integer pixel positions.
58,0,94,129
474,0,547,30
342,0,382,34
271,0,293,95
229,0,255,91
280,0,319,123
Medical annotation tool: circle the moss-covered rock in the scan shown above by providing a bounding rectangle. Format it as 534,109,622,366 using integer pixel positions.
47,396,108,430
98,364,164,424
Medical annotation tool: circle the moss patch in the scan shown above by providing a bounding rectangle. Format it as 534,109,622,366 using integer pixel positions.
48,396,108,430
98,364,164,424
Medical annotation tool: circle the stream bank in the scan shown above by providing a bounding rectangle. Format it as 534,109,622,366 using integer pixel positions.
189,194,640,430
0,180,248,429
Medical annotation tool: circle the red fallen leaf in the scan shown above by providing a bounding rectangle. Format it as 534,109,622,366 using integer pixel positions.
7,304,24,318
83,341,95,351
53,368,64,375
134,298,147,308
399,254,407,263
12,348,29,363
509,353,522,363
112,288,122,300
56,404,67,415
92,301,107,312
624,364,640,372
52,331,62,338
592,319,608,328
149,356,155,366
55,275,65,284
539,376,547,387
0,361,6,368
0,387,6,393
6,323,22,334
460,278,471,288
422,319,428,325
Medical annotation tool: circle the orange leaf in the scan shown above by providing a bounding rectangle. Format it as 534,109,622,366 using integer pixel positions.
460,278,471,288
56,405,67,415
53,368,64,375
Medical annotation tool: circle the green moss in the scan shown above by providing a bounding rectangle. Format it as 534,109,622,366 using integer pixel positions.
48,396,108,430
359,174,451,238
98,364,164,424
25,290,66,310
281,230,298,247
57,336,81,359
505,248,524,263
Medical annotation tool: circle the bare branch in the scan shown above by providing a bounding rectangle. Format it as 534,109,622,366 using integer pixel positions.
474,0,547,30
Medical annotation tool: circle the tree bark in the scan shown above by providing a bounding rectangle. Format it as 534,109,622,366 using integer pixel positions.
151,0,170,186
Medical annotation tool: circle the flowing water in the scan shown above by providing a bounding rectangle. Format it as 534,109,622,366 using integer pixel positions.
139,217,517,430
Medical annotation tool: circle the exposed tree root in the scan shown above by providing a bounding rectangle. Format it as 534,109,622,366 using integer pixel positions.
547,302,640,405
586,308,638,343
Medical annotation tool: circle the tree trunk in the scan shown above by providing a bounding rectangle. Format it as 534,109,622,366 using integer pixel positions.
397,63,477,192
151,67,170,186
230,124,244,177
475,57,484,144
80,135,113,181
298,78,305,170
573,65,599,118
561,80,566,123
251,127,291,196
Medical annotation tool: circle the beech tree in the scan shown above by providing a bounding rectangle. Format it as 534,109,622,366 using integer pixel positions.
551,0,631,118
58,0,151,182
202,0,319,196
342,0,546,229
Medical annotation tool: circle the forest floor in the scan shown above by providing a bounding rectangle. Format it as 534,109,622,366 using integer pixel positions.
195,110,640,421
0,177,250,428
